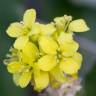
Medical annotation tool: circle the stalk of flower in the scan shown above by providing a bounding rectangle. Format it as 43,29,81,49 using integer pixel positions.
4,8,89,95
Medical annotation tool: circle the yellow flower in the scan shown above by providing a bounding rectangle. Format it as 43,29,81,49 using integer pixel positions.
54,16,89,33
5,8,90,92
6,9,36,38
7,60,32,88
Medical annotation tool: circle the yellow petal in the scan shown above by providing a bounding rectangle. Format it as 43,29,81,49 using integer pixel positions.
54,15,72,31
60,40,79,57
13,73,21,86
60,58,81,75
40,23,56,35
54,16,66,31
38,55,57,71
6,22,26,37
7,61,22,74
18,70,32,88
69,19,89,32
29,23,41,42
22,42,39,62
30,22,41,35
58,32,73,43
14,36,29,50
34,70,49,91
50,66,66,83
39,36,58,54
20,52,33,67
73,52,83,65
23,9,36,29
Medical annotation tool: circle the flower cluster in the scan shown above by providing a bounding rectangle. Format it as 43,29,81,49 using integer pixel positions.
4,9,89,92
